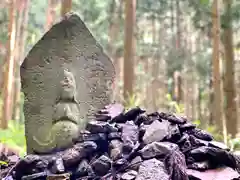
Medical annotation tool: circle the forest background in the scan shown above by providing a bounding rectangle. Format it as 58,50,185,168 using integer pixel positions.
0,0,240,156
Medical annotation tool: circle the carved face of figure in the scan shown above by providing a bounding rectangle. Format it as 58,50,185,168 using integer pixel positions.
60,69,77,100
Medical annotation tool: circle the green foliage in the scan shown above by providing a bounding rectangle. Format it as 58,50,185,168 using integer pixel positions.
166,93,184,114
229,138,240,151
0,121,26,157
0,160,8,165
122,93,143,110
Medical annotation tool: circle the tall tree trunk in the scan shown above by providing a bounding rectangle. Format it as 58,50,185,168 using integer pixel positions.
45,0,58,31
211,0,224,133
108,0,122,102
151,15,158,111
61,0,72,17
222,0,238,137
170,0,174,46
12,0,29,123
123,0,136,101
175,0,181,49
173,71,182,104
1,0,17,129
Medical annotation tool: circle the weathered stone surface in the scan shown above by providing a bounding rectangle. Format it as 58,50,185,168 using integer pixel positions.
158,112,187,124
187,167,240,180
135,158,169,180
121,121,139,153
47,173,70,180
140,142,178,159
86,121,118,133
129,156,142,171
61,141,97,166
20,12,115,154
51,157,65,174
188,128,213,141
76,159,90,177
178,122,196,132
91,155,112,176
142,120,170,144
208,141,229,151
109,140,123,160
121,170,138,180
108,132,122,140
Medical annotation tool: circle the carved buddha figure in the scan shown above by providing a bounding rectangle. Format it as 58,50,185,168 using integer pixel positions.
32,69,83,153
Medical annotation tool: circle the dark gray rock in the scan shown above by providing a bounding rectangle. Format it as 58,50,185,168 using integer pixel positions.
51,157,65,174
165,124,181,142
129,156,142,171
121,170,138,180
76,159,90,177
208,141,229,151
140,142,178,159
134,114,150,126
158,112,187,124
121,121,139,153
124,107,145,121
86,121,118,133
179,122,196,132
108,132,122,140
61,141,97,166
91,155,112,176
142,120,171,144
21,172,47,180
188,128,213,141
113,158,129,170
109,140,123,160
112,113,128,123
135,158,169,180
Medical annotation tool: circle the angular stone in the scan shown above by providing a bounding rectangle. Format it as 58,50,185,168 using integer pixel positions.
121,121,139,153
86,121,118,133
109,140,123,160
142,120,170,144
124,107,146,121
108,132,122,140
21,172,47,180
61,141,97,166
134,114,150,126
165,124,181,142
158,112,187,124
188,128,213,141
136,158,169,180
82,133,107,142
188,160,212,171
51,157,65,174
187,167,240,180
47,173,70,180
129,156,142,171
102,103,125,119
21,12,115,154
113,158,129,170
91,155,112,176
111,113,127,123
140,142,178,159
178,122,196,132
76,159,90,177
121,170,138,180
208,141,229,151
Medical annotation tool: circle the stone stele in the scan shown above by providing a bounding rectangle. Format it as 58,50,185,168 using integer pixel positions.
20,12,115,154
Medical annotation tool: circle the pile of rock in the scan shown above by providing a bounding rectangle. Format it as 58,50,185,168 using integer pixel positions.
1,104,240,180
